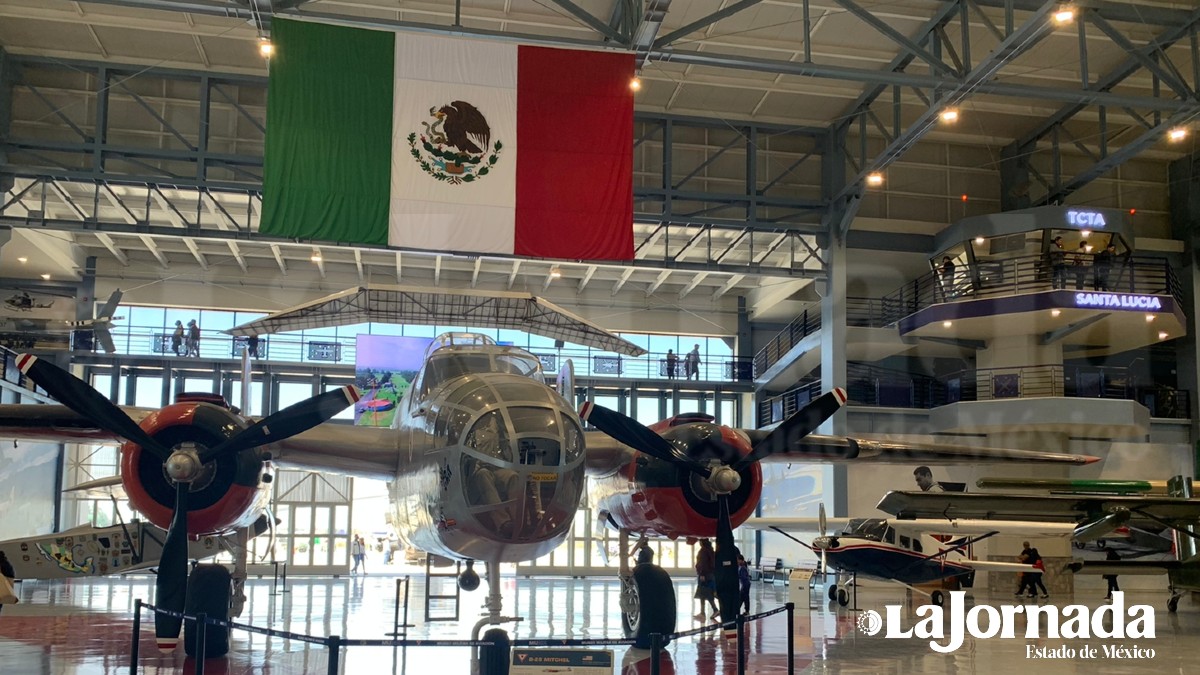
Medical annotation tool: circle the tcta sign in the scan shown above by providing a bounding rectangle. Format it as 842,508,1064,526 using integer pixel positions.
1067,210,1107,228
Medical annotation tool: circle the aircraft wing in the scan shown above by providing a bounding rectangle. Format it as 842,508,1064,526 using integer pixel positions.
0,404,399,481
741,517,853,533
741,432,1099,465
877,490,1200,525
1064,560,1180,576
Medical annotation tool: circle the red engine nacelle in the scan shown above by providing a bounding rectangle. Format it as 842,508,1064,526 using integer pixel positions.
120,399,268,536
591,415,763,539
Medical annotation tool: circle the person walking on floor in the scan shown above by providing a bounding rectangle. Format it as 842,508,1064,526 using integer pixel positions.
666,349,678,379
1017,541,1049,599
171,320,185,356
694,539,719,620
686,344,702,381
351,534,367,575
737,553,751,616
186,319,201,357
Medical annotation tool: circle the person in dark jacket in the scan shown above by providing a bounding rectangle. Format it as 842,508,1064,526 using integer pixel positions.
737,553,751,615
1104,548,1121,600
0,550,16,614
694,539,718,620
1094,243,1116,291
1048,237,1068,289
665,349,678,379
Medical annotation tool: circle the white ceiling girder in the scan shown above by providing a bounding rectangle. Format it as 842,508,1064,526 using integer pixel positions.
271,243,288,275
139,234,169,268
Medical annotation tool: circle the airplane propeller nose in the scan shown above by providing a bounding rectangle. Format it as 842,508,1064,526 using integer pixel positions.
813,536,834,551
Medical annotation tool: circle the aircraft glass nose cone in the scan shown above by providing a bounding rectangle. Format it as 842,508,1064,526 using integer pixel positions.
813,536,833,550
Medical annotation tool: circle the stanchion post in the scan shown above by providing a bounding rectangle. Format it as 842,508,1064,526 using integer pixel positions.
193,613,207,675
786,602,795,675
402,576,410,631
736,615,746,675
281,562,289,593
649,633,662,675
392,578,401,635
129,598,142,675
327,635,342,675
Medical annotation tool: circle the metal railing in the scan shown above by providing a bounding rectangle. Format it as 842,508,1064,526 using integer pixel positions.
758,363,1192,424
881,254,1182,320
753,309,821,378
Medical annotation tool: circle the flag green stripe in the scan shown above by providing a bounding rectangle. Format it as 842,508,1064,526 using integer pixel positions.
261,19,394,246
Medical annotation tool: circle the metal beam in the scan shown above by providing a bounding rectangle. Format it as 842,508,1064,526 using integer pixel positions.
226,240,248,273
645,269,671,296
678,272,708,299
48,180,87,220
1040,313,1109,345
394,251,401,282
578,264,597,292
471,257,482,288
971,0,1197,28
653,0,765,49
313,246,326,279
434,255,442,285
1086,11,1195,100
507,259,521,290
139,234,168,268
94,232,129,266
712,274,745,299
1037,108,1200,205
355,249,365,283
837,0,1057,199
183,237,209,270
543,0,626,43
1015,8,1200,147
832,0,955,76
271,243,287,275
612,268,635,296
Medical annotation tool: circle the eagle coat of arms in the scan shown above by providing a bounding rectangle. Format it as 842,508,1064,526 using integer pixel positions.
407,101,503,184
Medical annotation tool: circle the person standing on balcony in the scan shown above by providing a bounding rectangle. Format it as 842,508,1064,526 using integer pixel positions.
1094,242,1116,291
171,320,185,356
686,344,702,380
1048,236,1068,289
187,319,201,357
666,349,678,379
941,256,957,299
1073,241,1093,290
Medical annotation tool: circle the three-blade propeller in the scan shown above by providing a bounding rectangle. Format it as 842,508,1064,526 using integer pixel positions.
581,387,847,629
16,353,359,652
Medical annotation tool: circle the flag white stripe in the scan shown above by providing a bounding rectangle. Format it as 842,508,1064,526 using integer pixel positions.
388,34,518,254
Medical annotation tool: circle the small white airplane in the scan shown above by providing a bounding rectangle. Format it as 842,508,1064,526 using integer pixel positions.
0,313,1100,663
748,505,1071,606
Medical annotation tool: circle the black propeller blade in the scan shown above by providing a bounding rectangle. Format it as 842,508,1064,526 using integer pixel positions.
713,493,741,629
155,481,189,652
197,385,361,463
580,401,712,477
16,354,174,461
732,388,847,471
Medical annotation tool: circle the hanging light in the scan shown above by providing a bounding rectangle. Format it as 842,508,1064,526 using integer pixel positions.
940,108,960,123
1053,7,1076,24
258,36,275,58
629,76,642,92
866,172,884,187
1168,127,1189,142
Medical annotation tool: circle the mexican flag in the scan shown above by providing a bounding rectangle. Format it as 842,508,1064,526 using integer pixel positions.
261,20,635,261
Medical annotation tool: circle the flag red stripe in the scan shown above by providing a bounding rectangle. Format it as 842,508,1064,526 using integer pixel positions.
515,47,634,261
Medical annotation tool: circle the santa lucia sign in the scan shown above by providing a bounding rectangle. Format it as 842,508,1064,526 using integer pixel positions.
1074,293,1164,311
856,591,1154,658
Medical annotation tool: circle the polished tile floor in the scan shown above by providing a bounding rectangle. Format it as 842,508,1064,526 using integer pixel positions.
0,566,1193,674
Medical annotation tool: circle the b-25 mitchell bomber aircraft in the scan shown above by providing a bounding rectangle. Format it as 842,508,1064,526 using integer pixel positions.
0,325,1100,661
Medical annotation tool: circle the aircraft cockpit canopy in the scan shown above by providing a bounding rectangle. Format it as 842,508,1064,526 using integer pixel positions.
843,518,890,542
416,347,543,400
425,332,496,359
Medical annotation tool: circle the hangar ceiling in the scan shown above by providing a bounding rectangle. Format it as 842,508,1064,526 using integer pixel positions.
0,0,1198,321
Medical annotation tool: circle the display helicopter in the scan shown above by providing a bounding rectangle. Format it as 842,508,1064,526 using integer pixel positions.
0,327,1101,662
746,503,1069,606
0,289,125,353
876,475,1200,612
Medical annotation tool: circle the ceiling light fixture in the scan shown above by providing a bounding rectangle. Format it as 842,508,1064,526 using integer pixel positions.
866,172,884,187
40,273,50,280
550,266,563,279
1051,309,1061,317
1053,7,1076,24
974,236,985,244
17,256,27,264
1146,314,1156,322
1081,229,1091,237
1168,127,1189,142
629,76,642,92
942,320,953,328
258,37,275,58
310,250,322,262
1159,331,1169,340
940,108,959,123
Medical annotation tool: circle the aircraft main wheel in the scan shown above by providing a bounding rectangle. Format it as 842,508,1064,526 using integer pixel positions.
621,564,676,649
479,627,511,674
836,588,849,607
931,591,945,607
1168,596,1180,613
184,564,232,658
828,585,838,601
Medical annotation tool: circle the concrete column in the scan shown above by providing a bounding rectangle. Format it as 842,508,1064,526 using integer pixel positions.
1169,153,1200,466
820,236,848,435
